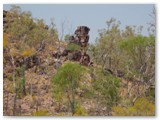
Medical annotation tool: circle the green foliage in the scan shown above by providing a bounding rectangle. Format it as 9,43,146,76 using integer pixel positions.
32,109,49,116
15,65,26,98
121,35,154,54
74,103,87,116
6,6,35,40
66,43,81,51
93,19,155,111
15,77,26,98
53,62,85,90
146,87,155,102
86,44,97,62
26,19,48,47
112,97,155,116
52,84,63,102
119,35,155,80
64,34,72,43
92,67,120,107
83,90,94,99
95,76,120,106
92,17,155,85
52,62,86,115
119,35,154,58
94,18,123,73
5,5,58,54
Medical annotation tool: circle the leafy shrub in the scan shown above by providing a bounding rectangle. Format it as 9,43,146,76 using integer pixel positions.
74,103,87,116
112,97,155,116
66,43,81,51
15,66,26,98
119,35,155,70
32,109,49,116
93,67,120,107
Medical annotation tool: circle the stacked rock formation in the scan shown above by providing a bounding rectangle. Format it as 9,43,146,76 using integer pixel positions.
60,26,91,66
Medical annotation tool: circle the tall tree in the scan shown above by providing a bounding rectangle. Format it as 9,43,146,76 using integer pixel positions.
52,62,85,115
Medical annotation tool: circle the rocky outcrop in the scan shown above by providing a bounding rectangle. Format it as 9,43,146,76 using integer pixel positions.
53,26,92,66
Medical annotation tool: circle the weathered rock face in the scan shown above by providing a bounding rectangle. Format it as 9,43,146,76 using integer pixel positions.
69,26,91,66
53,26,91,66
71,26,90,48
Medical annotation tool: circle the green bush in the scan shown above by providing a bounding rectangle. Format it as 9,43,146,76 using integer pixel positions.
66,43,81,51
112,97,155,116
93,67,120,107
32,109,49,116
52,62,86,115
74,103,87,116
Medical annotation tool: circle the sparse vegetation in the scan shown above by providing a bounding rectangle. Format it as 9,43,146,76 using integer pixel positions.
3,5,155,116
112,97,155,116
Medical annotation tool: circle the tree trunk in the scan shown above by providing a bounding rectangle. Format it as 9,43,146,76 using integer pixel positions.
71,93,75,116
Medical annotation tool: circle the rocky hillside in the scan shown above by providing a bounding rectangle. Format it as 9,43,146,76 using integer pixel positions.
3,6,155,116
